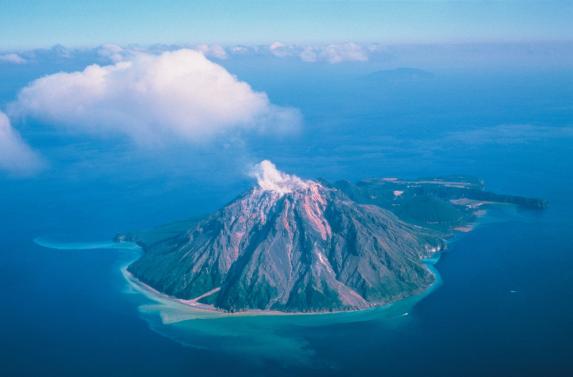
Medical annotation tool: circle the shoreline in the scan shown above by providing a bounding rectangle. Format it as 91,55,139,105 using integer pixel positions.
36,215,486,319
33,235,448,319
121,251,444,319
118,201,498,318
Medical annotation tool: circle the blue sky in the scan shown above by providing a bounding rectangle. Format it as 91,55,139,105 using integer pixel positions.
1,0,572,49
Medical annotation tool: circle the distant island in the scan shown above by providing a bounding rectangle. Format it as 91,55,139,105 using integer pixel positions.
117,161,545,314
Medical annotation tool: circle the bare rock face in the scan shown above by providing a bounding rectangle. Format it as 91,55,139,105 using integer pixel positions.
127,161,444,313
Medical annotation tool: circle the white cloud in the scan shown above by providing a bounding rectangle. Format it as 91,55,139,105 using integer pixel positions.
195,44,227,59
0,111,42,174
52,44,73,58
314,43,369,64
229,45,251,55
0,53,27,64
267,42,369,64
97,44,228,63
269,42,293,58
11,49,301,145
299,47,319,63
97,44,128,62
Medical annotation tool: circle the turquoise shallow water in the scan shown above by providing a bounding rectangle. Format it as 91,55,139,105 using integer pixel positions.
33,237,444,366
33,238,141,251
23,203,572,376
1,59,572,376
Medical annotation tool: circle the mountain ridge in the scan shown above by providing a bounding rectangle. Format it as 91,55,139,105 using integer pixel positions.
124,161,444,313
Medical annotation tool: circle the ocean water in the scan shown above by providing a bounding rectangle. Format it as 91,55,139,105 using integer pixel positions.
1,56,572,376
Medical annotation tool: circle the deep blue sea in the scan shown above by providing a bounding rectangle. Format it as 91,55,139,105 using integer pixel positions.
1,52,572,376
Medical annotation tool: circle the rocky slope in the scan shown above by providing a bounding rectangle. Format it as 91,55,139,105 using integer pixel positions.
125,161,445,313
